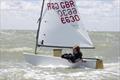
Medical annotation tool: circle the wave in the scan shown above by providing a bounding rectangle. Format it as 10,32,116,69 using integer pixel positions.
0,30,17,36
0,62,119,80
0,47,33,52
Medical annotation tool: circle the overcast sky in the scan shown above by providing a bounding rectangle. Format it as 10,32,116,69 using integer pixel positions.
0,0,120,31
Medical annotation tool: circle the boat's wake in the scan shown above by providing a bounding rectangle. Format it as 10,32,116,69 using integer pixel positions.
37,64,70,68
0,62,119,80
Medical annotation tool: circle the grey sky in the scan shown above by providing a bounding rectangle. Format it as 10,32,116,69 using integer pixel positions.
0,0,120,31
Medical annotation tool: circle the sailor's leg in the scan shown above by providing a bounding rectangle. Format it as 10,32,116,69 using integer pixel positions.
69,56,76,63
61,54,69,59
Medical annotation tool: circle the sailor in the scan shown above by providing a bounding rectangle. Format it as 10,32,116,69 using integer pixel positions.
61,45,83,63
72,45,83,62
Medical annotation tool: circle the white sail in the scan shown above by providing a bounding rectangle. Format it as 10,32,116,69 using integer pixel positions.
38,0,94,48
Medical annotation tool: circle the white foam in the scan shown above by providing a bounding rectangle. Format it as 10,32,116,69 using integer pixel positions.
0,61,119,80
37,64,69,69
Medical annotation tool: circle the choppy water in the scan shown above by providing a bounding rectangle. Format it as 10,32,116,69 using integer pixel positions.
0,30,120,80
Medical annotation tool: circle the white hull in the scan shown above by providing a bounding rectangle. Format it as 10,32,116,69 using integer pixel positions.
23,53,103,69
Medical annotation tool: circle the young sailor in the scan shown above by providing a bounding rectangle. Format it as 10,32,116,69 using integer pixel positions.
72,46,83,62
61,45,83,63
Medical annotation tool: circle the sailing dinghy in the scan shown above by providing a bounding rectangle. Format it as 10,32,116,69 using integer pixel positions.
24,0,103,69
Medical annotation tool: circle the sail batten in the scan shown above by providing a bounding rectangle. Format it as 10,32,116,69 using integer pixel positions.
38,0,94,48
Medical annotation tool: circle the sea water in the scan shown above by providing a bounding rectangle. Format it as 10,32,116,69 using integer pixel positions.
0,30,120,80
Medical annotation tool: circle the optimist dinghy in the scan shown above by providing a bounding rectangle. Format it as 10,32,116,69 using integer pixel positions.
24,0,104,69
24,53,103,69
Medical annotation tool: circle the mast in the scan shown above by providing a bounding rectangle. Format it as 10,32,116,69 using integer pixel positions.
35,0,45,54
